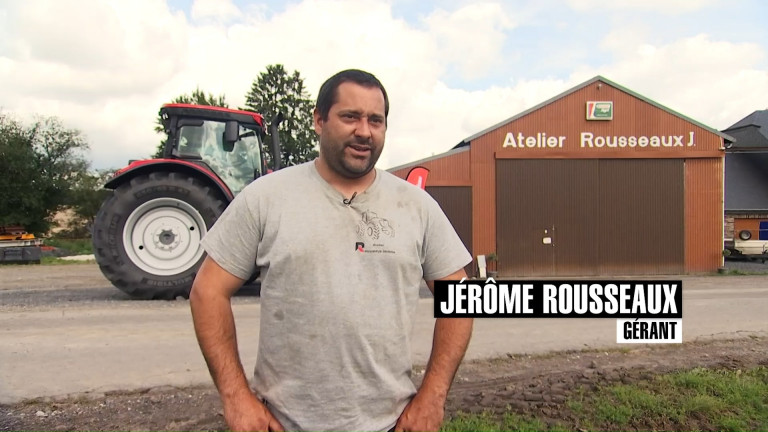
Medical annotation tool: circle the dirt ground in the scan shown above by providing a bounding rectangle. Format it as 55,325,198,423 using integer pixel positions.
1,336,765,432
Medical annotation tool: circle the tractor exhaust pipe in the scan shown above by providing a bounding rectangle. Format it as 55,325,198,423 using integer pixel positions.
270,113,284,171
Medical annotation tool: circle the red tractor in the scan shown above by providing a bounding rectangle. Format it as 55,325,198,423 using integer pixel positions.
92,104,282,299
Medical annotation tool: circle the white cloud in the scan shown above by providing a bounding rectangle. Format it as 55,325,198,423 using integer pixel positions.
424,3,516,80
191,0,242,22
382,78,569,169
0,0,191,168
1,0,188,102
0,0,765,173
566,0,719,14
586,31,768,129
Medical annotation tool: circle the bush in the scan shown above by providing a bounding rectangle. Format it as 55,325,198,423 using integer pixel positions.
43,237,93,255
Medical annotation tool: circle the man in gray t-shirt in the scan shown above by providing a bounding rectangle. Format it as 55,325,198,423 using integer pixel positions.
190,69,473,432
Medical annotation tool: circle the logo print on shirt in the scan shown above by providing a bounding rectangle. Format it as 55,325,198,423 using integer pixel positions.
357,210,395,240
355,242,365,252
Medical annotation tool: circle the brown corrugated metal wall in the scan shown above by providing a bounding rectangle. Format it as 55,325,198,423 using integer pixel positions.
496,160,599,276
426,186,474,275
469,145,496,259
597,159,684,274
685,158,724,272
497,159,684,276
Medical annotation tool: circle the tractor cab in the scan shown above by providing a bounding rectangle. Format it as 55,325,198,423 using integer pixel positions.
159,104,272,195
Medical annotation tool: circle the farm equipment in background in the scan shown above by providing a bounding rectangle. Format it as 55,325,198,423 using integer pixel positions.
0,225,43,264
92,104,283,300
725,221,768,263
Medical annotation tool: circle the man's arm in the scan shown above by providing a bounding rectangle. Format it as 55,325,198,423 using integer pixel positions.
395,268,474,432
189,256,283,432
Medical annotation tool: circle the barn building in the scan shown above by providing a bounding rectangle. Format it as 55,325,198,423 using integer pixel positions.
389,76,733,277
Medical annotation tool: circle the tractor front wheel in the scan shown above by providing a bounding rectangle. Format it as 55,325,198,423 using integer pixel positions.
92,172,227,299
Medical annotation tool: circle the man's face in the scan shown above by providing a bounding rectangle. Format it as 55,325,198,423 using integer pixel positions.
314,82,387,179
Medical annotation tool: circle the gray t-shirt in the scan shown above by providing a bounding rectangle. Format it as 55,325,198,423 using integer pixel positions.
201,161,471,431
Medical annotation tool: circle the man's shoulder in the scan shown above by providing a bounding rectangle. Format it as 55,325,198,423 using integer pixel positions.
240,162,314,196
377,169,431,196
376,169,438,206
263,161,314,182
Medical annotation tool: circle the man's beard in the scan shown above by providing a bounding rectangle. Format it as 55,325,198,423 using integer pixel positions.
324,137,382,179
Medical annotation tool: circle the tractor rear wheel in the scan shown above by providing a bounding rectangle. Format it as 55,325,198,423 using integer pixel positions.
92,172,227,299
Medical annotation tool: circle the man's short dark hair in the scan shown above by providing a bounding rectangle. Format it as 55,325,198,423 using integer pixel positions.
315,69,389,122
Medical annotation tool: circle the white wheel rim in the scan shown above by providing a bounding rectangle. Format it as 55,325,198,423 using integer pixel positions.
122,198,207,276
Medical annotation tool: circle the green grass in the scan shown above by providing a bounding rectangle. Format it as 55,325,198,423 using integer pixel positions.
1,255,94,266
442,410,560,432
662,367,768,431
42,237,93,255
717,268,768,276
443,366,768,431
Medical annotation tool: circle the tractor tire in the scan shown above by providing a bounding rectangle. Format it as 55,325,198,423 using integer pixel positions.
92,172,227,299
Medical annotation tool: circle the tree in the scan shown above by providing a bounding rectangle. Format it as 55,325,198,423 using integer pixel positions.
0,114,90,235
152,87,228,158
62,168,114,237
0,115,45,233
243,64,318,167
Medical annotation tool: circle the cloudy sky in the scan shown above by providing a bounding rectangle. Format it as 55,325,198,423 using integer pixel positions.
1,0,767,171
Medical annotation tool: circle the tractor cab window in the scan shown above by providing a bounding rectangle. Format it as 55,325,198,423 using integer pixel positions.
177,120,263,195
